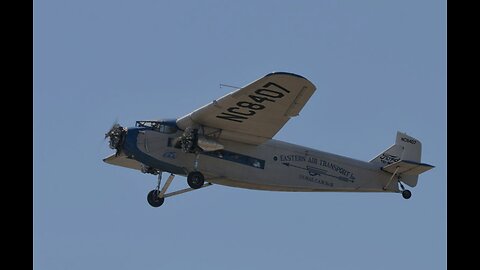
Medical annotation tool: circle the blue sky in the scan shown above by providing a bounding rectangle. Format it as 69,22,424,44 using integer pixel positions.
34,1,446,269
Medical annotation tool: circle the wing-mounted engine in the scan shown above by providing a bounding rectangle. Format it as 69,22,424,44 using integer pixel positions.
134,120,223,154
197,135,224,152
175,127,224,153
176,127,198,153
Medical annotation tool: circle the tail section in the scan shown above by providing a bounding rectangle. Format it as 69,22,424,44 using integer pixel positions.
370,132,422,165
370,132,432,187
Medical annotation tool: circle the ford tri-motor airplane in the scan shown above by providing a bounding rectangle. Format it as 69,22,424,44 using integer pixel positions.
104,72,434,207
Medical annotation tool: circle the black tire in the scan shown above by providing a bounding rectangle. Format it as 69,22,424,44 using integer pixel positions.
187,171,205,189
402,190,412,200
147,190,165,207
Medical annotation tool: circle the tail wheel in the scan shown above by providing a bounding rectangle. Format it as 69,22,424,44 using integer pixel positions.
402,190,412,199
187,172,205,189
147,190,165,207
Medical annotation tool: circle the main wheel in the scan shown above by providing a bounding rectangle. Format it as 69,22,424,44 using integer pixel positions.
402,189,412,199
187,171,205,189
147,190,165,207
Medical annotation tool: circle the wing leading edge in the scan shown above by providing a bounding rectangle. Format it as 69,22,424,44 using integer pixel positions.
176,72,316,145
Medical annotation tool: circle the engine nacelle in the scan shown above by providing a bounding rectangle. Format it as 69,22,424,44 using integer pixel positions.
197,136,224,152
176,127,224,153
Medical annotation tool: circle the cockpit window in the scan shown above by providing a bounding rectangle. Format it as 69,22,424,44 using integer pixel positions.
136,120,178,134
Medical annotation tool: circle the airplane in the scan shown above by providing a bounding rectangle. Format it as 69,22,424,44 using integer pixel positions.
103,72,434,207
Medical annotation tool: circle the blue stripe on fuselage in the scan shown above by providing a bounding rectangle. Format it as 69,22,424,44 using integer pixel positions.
123,127,186,175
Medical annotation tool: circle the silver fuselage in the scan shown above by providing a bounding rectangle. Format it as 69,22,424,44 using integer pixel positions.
121,127,398,193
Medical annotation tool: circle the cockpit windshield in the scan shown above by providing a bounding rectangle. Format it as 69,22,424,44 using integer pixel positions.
135,120,178,134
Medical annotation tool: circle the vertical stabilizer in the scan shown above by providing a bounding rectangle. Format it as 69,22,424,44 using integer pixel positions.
370,132,423,187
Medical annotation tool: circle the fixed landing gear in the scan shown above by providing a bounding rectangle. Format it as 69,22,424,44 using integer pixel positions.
399,181,412,200
187,171,205,189
147,173,175,207
402,189,412,199
186,153,205,189
147,190,165,207
383,167,412,200
146,171,212,207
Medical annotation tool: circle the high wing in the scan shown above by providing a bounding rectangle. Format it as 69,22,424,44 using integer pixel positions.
176,72,316,145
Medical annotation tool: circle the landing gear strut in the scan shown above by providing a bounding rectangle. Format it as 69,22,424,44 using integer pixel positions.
146,171,212,208
187,153,205,189
147,173,175,207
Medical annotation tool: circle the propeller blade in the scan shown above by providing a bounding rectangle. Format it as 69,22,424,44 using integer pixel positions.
105,118,120,140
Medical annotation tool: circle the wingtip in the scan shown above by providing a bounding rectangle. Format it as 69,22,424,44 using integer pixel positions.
265,72,307,80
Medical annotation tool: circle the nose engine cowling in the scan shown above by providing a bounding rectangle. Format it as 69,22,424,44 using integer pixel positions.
105,124,126,156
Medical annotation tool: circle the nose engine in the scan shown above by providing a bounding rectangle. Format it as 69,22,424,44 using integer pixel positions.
105,124,126,156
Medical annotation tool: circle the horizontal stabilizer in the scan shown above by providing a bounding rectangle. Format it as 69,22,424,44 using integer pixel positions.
382,160,434,176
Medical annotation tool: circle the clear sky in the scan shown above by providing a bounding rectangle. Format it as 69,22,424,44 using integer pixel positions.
34,1,446,269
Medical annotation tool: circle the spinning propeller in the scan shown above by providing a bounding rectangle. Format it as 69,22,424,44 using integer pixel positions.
105,120,125,156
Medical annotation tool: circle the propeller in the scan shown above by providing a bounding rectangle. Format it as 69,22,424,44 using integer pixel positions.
104,119,125,156
105,124,121,141
104,118,120,140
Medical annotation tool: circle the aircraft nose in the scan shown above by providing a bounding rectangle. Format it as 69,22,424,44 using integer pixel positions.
105,124,126,156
